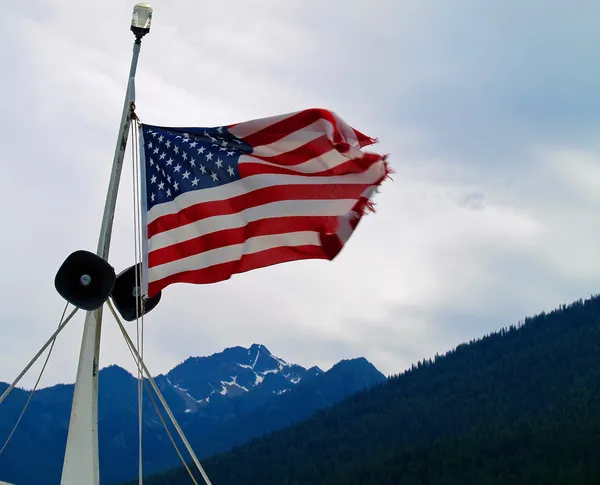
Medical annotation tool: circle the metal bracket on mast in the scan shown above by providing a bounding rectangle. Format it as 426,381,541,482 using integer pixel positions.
59,5,153,485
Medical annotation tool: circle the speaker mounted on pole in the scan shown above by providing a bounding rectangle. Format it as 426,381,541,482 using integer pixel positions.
111,263,161,321
54,250,117,311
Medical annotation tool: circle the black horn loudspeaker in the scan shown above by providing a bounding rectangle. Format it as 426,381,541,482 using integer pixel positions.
111,263,162,321
54,250,117,311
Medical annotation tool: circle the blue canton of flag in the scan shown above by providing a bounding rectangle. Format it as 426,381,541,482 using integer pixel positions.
140,125,253,210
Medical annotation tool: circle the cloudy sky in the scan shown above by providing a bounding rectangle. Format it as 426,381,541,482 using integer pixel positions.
1,0,599,388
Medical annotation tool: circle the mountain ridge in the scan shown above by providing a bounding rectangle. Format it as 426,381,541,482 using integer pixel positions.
0,343,385,485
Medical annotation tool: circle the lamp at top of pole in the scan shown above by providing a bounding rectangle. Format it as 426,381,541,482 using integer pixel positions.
131,3,152,40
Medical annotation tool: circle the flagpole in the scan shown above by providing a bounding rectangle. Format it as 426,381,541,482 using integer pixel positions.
59,5,153,485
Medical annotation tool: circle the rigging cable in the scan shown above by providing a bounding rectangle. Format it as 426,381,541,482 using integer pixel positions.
108,299,214,485
0,302,70,455
0,306,79,406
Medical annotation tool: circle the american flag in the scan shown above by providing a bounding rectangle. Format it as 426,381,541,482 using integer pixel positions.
139,108,391,297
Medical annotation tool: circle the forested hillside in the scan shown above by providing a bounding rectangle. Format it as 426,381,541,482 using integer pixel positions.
140,294,600,485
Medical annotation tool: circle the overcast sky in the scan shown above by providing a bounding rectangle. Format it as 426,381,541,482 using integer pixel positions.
1,0,599,388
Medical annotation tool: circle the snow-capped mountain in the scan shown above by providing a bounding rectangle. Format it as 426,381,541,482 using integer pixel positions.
156,344,322,411
0,344,385,485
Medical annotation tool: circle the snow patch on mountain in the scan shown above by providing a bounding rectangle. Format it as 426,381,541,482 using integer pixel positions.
252,350,261,368
166,377,190,393
219,376,248,395
165,376,202,409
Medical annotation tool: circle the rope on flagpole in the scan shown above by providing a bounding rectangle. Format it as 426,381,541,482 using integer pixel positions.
0,306,79,407
130,110,146,485
107,299,213,485
0,302,70,455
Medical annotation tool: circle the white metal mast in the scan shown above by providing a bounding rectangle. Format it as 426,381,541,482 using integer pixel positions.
59,5,153,485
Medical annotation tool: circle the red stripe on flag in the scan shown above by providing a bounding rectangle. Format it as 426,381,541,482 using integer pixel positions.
239,153,384,179
352,128,376,148
147,244,327,296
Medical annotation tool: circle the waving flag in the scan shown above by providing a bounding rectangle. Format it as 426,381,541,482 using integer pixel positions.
139,108,391,297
